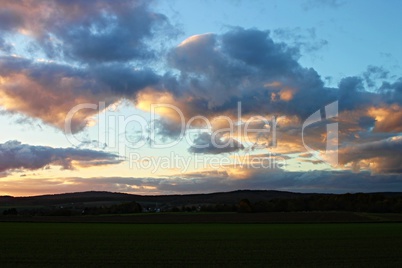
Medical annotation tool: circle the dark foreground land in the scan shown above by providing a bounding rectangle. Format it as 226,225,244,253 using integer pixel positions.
2,191,402,267
2,211,402,224
1,222,402,267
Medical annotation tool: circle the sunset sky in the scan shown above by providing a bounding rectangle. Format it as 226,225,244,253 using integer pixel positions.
1,0,402,196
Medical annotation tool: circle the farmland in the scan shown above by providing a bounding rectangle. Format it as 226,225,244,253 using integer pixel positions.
1,222,402,267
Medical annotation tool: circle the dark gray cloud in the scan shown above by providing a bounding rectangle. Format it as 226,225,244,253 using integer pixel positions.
152,118,185,141
363,65,389,88
55,1,171,63
379,78,402,105
0,140,122,172
0,0,176,63
0,7,23,31
91,63,161,97
188,132,244,154
221,28,300,77
167,28,337,118
337,76,377,110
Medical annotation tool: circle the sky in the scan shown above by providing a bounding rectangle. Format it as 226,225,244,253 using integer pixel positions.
1,0,402,196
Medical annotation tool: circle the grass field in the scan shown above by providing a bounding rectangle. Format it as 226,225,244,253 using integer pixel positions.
1,223,402,267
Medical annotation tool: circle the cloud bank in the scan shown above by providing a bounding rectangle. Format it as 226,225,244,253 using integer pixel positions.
0,140,122,173
3,170,402,196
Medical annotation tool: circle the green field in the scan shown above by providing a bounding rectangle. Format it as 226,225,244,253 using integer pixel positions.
1,223,401,267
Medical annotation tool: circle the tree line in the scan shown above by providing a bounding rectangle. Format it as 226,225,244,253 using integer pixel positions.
238,193,402,213
2,201,142,216
3,193,402,216
168,193,402,213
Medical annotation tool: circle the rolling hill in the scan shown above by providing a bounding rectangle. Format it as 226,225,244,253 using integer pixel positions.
0,190,306,207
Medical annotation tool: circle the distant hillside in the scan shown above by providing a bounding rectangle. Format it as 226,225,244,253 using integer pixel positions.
0,190,306,207
0,191,137,206
2,190,402,210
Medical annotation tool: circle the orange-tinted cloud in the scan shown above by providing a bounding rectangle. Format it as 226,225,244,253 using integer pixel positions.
368,105,402,132
338,136,402,174
0,56,160,133
279,87,295,101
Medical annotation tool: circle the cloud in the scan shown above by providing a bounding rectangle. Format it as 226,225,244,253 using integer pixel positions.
165,29,402,125
0,0,176,63
221,28,300,78
272,27,328,55
368,105,402,133
188,132,244,155
299,153,313,158
177,168,402,194
337,136,402,174
379,78,402,105
337,76,378,111
148,28,338,148
0,140,122,173
164,28,339,122
363,65,389,88
0,56,160,133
